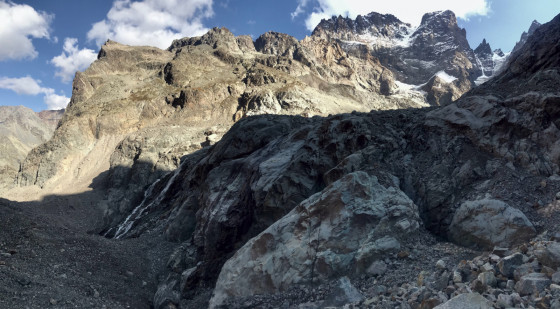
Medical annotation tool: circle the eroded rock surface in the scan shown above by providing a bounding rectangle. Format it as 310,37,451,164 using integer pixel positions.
209,172,420,307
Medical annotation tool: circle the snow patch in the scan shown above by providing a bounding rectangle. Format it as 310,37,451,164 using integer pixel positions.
350,25,417,49
435,71,458,83
492,51,510,73
392,80,429,107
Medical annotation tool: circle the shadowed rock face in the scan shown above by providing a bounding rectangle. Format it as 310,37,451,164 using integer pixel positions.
209,172,421,306
511,20,542,55
113,13,560,307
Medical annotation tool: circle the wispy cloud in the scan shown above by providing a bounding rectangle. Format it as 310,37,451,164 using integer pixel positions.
0,76,69,110
87,0,214,49
0,1,53,61
291,0,309,20
292,0,491,30
51,38,98,83
247,20,256,25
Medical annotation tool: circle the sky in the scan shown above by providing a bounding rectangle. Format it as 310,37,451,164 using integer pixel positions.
0,0,559,112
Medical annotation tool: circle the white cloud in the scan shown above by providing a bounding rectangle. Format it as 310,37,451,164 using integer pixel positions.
291,0,310,20
43,92,70,110
0,76,69,110
293,0,490,31
0,1,52,61
0,76,44,95
51,38,98,83
87,0,214,49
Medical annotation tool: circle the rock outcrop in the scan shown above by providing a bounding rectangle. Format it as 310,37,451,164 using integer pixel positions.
7,9,560,309
448,199,536,249
210,172,420,306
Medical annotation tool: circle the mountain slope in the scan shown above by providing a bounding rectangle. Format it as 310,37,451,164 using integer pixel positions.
91,12,560,308
9,26,428,228
0,106,61,190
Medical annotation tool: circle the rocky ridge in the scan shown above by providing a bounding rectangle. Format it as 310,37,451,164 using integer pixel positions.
512,20,542,54
313,10,479,105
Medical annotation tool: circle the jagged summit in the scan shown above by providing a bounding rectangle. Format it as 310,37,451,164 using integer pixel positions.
311,9,478,105
474,38,492,55
418,10,461,31
312,11,407,39
482,13,560,93
512,19,542,54
494,48,505,57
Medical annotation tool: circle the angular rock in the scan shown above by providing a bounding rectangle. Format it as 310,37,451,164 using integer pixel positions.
478,271,497,288
449,199,536,249
433,293,491,309
535,242,560,269
515,273,551,296
552,271,560,284
322,277,364,307
209,172,420,307
513,262,538,281
498,253,525,279
366,260,387,276
492,247,509,257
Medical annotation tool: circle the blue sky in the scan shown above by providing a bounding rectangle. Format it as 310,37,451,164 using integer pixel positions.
0,0,559,112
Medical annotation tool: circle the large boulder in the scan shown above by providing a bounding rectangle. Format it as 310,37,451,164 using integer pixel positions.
209,171,420,307
449,199,536,249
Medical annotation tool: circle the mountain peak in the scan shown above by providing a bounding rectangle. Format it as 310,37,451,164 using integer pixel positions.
529,20,542,33
474,38,492,56
420,10,457,28
512,19,543,54
311,11,406,38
